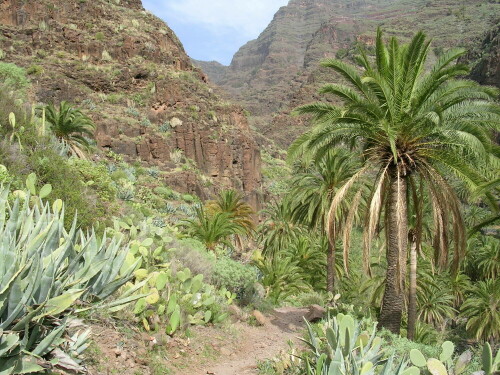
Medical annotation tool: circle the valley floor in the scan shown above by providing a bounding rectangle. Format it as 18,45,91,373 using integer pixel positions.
86,307,308,375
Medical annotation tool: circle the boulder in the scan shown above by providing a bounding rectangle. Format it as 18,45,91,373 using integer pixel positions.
305,304,326,322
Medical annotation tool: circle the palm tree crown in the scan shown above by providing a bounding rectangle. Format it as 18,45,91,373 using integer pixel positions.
206,189,255,235
45,101,95,158
290,28,500,333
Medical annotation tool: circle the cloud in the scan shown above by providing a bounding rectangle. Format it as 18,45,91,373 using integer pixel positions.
145,0,288,38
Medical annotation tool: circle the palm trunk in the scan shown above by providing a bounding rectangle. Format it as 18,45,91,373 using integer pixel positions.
327,240,336,293
380,174,408,334
407,237,417,340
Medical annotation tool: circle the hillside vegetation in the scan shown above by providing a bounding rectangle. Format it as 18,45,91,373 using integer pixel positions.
0,1,499,374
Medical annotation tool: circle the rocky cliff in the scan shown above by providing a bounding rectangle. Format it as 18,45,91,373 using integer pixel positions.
0,0,262,206
201,0,500,147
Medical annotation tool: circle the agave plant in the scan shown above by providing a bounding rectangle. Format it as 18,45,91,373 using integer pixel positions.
0,185,141,373
301,313,410,375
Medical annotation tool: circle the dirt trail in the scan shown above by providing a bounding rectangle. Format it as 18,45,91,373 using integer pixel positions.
195,307,309,375
86,307,310,375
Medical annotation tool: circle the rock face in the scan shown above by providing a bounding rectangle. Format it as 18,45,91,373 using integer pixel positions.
467,23,500,88
200,0,500,147
0,0,262,206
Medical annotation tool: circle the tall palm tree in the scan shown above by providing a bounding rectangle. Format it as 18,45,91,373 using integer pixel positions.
290,29,499,333
287,150,365,292
45,101,95,158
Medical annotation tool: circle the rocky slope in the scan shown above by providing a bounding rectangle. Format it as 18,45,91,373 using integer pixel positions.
200,0,500,147
0,0,262,206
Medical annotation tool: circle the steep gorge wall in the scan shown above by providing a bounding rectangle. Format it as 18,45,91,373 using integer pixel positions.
0,0,262,205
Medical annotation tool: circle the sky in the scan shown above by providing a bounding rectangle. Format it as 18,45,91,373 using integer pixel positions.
142,0,289,66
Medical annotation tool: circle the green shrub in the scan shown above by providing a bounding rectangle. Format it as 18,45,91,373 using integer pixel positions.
110,169,129,181
213,257,257,303
154,186,175,199
292,291,327,307
106,93,122,104
0,62,29,92
26,64,43,75
170,238,216,283
182,193,196,203
0,164,13,184
378,328,441,359
69,158,117,202
95,31,105,41
0,131,114,230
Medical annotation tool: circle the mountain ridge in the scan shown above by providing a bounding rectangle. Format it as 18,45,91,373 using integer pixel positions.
197,0,500,147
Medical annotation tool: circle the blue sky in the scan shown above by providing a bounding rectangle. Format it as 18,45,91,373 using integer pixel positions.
142,0,289,65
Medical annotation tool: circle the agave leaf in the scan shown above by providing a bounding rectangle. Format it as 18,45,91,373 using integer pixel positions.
35,289,84,319
0,356,44,374
0,331,19,357
31,323,66,356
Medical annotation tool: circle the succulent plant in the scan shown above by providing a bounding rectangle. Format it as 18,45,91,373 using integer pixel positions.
132,266,230,335
0,185,142,373
409,341,478,375
302,314,409,375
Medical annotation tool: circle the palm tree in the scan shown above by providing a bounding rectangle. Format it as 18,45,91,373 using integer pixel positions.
287,150,365,292
182,205,244,252
45,101,95,158
206,189,255,250
290,29,499,333
460,279,500,343
417,283,456,329
259,200,303,259
254,251,313,302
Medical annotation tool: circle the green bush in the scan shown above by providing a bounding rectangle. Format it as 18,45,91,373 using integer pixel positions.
378,328,441,359
26,65,43,75
0,164,13,184
0,62,29,92
110,169,129,181
182,193,196,203
213,257,257,303
154,186,176,199
170,238,216,283
69,158,117,202
0,132,113,230
0,84,27,131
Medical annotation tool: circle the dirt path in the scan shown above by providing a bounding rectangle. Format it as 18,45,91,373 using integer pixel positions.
86,307,310,375
202,307,308,375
